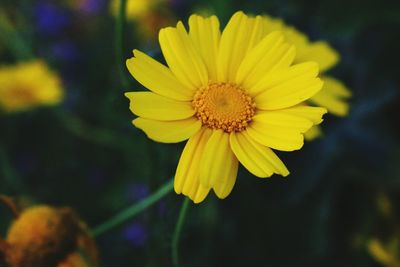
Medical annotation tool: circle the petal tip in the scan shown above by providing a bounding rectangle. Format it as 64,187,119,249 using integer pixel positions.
281,170,290,177
193,198,204,204
124,92,134,99
174,182,182,194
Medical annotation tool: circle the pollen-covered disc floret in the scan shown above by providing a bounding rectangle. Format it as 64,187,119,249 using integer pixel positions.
192,82,256,133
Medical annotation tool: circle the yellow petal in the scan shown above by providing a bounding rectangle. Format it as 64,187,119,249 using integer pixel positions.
213,157,238,199
296,41,339,72
126,50,193,101
125,92,195,121
253,62,323,110
174,128,211,203
217,12,265,82
230,131,289,178
133,117,201,143
199,130,236,188
159,22,208,89
246,110,319,151
236,31,296,89
279,105,327,125
251,62,319,94
304,125,323,141
309,76,351,116
261,15,286,33
189,15,221,81
367,239,398,267
261,14,339,72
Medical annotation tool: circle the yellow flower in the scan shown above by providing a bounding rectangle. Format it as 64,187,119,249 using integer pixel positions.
111,0,162,20
58,253,92,267
110,0,174,40
0,60,64,113
368,238,400,267
261,15,352,139
125,11,327,203
2,205,98,267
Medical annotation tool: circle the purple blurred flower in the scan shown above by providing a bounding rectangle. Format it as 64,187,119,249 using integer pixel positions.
51,41,79,61
123,222,148,247
79,0,105,15
34,2,71,35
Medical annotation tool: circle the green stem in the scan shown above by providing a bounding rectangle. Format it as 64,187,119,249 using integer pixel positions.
57,110,132,149
0,145,22,191
0,11,33,60
115,0,130,89
92,179,174,237
172,197,191,267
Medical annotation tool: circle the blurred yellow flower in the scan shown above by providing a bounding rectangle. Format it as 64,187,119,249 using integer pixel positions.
368,238,400,267
111,0,161,19
58,253,92,267
1,205,98,267
111,0,175,40
125,11,327,203
0,60,64,113
261,15,351,139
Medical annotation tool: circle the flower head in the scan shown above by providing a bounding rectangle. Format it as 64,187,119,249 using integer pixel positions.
261,15,352,138
125,11,327,203
34,2,71,35
110,0,175,40
0,60,64,113
111,0,158,19
1,205,98,267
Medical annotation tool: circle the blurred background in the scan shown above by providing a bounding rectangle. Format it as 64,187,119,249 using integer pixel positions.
1,0,400,266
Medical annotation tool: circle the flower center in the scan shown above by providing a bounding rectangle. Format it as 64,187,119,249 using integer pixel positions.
9,86,36,103
192,82,256,133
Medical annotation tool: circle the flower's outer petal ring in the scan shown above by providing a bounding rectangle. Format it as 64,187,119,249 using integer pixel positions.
217,12,265,82
125,92,195,121
304,125,323,141
174,128,212,203
133,117,201,143
246,108,326,151
189,14,221,81
296,41,339,72
279,105,328,125
199,130,237,189
230,131,289,177
236,31,296,90
126,50,194,101
159,22,208,89
253,62,323,110
309,75,351,117
213,156,238,199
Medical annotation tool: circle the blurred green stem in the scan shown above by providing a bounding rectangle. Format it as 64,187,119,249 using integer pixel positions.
0,146,22,191
57,110,132,149
172,197,190,267
116,0,130,89
92,179,174,237
0,11,32,60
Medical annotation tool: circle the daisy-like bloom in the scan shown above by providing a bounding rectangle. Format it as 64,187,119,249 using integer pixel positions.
1,204,98,267
125,11,327,203
261,15,351,139
0,60,64,113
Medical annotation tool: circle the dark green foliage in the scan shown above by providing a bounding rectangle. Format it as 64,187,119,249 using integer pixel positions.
0,0,399,266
